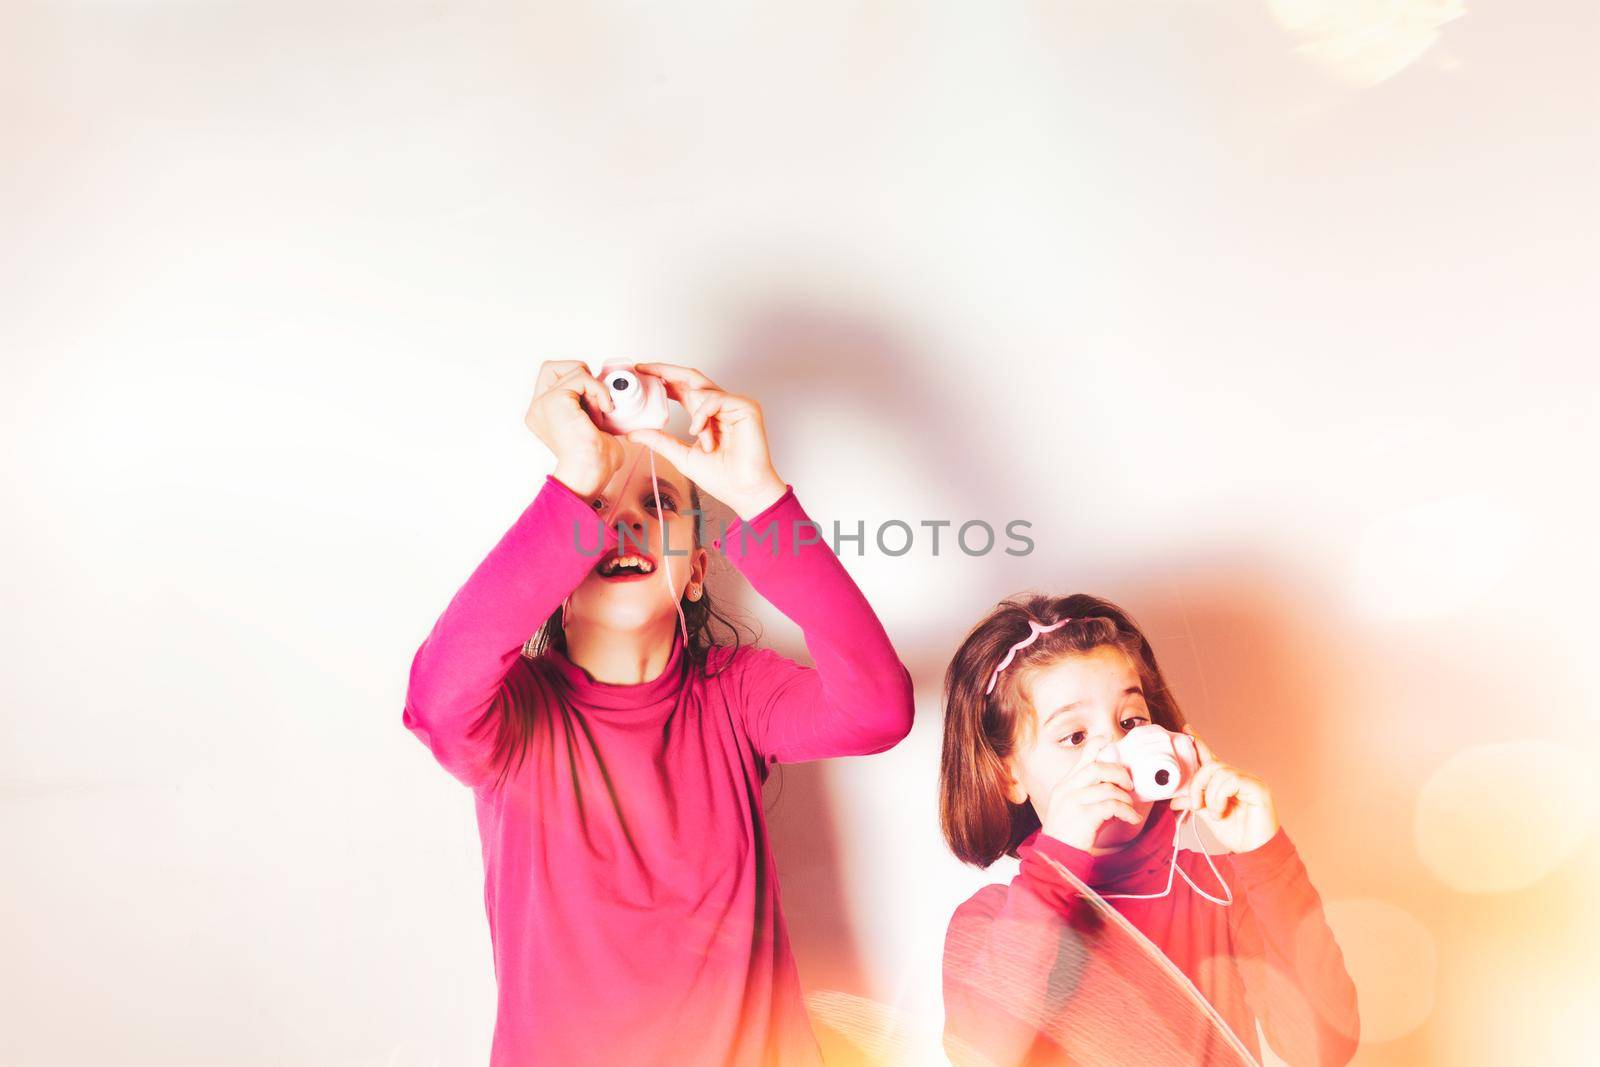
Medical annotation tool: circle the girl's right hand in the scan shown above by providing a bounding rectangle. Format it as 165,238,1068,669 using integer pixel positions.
524,361,624,498
1039,744,1142,851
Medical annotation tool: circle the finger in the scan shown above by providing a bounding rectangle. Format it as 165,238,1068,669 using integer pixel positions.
1081,761,1132,796
634,363,718,410
1073,784,1137,818
635,362,721,392
688,392,728,440
1065,745,1117,787
552,366,614,414
709,394,764,447
645,375,723,422
1080,761,1134,791
1205,768,1241,815
1183,724,1217,766
1232,772,1270,805
1183,762,1218,810
687,391,761,438
535,359,588,395
1048,762,1117,804
696,418,718,453
696,413,722,453
1094,798,1143,826
1076,782,1133,804
625,428,695,469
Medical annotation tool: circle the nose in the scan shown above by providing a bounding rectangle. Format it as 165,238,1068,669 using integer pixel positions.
1088,727,1128,761
608,501,655,552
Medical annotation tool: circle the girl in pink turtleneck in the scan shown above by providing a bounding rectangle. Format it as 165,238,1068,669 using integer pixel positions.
403,361,915,1067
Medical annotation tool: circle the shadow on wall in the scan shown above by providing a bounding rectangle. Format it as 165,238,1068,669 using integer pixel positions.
713,299,1090,1062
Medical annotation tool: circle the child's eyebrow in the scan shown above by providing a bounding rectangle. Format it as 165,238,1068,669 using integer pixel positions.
1043,686,1144,726
1042,702,1084,728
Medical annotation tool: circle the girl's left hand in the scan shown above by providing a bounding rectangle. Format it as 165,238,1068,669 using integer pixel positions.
625,363,788,520
1170,726,1280,853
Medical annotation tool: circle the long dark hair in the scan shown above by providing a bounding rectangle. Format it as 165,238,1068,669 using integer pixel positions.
478,482,757,792
938,592,1188,867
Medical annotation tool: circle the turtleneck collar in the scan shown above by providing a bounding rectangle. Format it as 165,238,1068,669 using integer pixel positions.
544,628,689,713
1022,799,1181,889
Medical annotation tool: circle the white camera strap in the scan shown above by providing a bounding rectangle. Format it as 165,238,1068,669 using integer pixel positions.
1101,808,1234,907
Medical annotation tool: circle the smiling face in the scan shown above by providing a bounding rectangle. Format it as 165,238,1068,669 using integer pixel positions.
1004,644,1159,849
566,441,708,635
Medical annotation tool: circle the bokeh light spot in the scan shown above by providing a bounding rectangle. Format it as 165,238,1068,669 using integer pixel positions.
1318,898,1437,1043
1415,740,1595,893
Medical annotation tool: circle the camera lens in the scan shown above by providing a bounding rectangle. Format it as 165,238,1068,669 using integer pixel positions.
600,367,645,418
1154,769,1170,787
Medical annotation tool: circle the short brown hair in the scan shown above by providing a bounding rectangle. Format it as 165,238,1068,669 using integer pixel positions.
938,593,1188,868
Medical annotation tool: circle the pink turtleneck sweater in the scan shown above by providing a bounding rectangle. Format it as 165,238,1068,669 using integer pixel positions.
403,474,915,1067
943,802,1360,1067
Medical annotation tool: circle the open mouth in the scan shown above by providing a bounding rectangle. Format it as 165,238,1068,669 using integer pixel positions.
595,549,658,581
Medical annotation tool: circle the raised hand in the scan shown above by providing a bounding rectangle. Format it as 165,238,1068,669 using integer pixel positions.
1170,726,1280,853
623,362,787,520
524,360,624,498
1039,742,1144,851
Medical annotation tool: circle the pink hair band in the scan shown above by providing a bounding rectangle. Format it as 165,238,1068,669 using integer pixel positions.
985,617,1072,696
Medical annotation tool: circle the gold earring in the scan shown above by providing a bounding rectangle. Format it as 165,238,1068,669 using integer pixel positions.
687,583,702,602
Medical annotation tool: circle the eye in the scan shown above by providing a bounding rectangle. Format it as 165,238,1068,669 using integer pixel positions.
589,497,606,512
646,494,679,514
1120,715,1150,731
1061,730,1088,747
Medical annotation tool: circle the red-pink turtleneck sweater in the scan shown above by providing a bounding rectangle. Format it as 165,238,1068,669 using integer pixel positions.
943,802,1360,1067
403,475,915,1067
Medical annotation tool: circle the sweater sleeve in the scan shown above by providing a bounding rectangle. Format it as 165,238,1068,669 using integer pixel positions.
719,485,915,764
1222,828,1361,1067
942,878,1088,1067
402,474,616,790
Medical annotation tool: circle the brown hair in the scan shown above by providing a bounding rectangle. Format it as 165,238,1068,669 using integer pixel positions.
938,592,1188,868
475,482,757,793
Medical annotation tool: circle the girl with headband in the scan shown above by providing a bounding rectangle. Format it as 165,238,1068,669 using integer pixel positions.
402,361,915,1067
938,592,1359,1066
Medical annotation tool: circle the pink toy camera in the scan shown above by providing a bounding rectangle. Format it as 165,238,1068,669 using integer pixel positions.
1094,724,1201,802
590,363,671,436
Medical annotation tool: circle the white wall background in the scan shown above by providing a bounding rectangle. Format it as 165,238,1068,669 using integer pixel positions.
4,3,1597,1065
